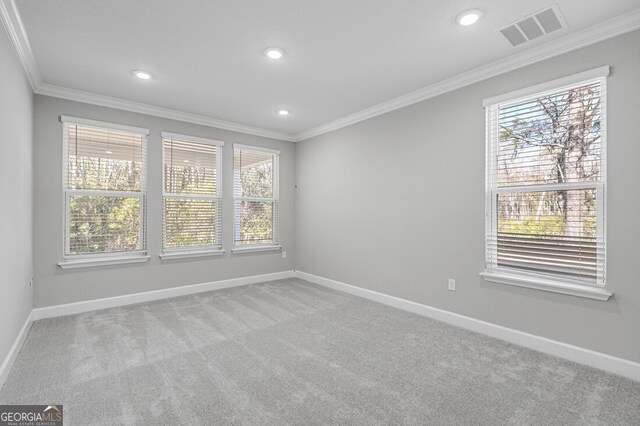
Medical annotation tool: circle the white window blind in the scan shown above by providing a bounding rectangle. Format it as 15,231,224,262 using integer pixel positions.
485,72,606,287
62,117,148,258
162,133,223,252
233,145,279,246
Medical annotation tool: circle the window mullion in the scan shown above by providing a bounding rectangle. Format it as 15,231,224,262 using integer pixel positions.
237,196,276,203
69,189,144,198
163,193,217,200
495,181,601,194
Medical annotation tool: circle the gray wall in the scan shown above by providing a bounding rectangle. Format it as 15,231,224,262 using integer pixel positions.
34,96,295,307
295,30,640,363
0,27,34,363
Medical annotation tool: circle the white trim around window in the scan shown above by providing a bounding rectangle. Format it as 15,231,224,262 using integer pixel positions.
482,66,610,107
159,249,226,260
160,132,224,147
231,245,282,254
61,115,150,135
480,271,612,301
58,254,151,269
233,143,280,155
233,144,280,248
482,67,611,300
161,133,224,256
60,116,149,267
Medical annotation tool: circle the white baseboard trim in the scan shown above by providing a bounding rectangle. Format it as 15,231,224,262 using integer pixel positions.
0,311,33,391
1,270,295,390
32,270,295,321
296,271,640,382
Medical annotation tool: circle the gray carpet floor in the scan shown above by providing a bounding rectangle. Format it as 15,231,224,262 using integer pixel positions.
1,278,638,425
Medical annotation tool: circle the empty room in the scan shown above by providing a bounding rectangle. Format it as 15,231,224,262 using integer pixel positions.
1,0,639,424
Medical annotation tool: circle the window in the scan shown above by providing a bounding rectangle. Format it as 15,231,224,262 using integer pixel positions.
233,145,279,247
482,67,610,300
162,133,223,255
62,116,148,262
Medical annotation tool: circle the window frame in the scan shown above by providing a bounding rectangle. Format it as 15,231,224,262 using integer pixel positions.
481,66,612,301
160,132,225,258
232,144,281,251
59,116,150,268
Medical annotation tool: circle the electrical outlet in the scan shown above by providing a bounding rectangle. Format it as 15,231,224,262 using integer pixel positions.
448,278,456,291
282,251,287,259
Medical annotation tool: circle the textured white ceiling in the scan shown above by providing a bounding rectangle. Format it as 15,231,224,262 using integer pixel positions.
15,0,640,136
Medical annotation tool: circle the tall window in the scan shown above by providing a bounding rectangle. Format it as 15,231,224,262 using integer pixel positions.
62,116,148,259
483,68,607,293
233,145,279,246
162,133,223,253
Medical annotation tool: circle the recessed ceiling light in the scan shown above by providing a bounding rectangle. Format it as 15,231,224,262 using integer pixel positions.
265,47,284,59
277,109,290,116
134,70,152,80
457,9,483,26
183,160,190,163
105,150,113,154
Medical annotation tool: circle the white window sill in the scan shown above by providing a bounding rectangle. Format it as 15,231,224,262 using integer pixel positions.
159,249,225,260
480,271,612,301
59,255,150,269
231,245,282,254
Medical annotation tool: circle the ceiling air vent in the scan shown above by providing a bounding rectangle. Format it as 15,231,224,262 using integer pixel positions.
499,5,566,47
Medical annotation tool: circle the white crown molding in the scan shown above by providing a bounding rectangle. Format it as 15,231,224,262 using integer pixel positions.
36,83,297,141
0,0,295,142
2,0,639,143
293,8,640,142
0,0,41,89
